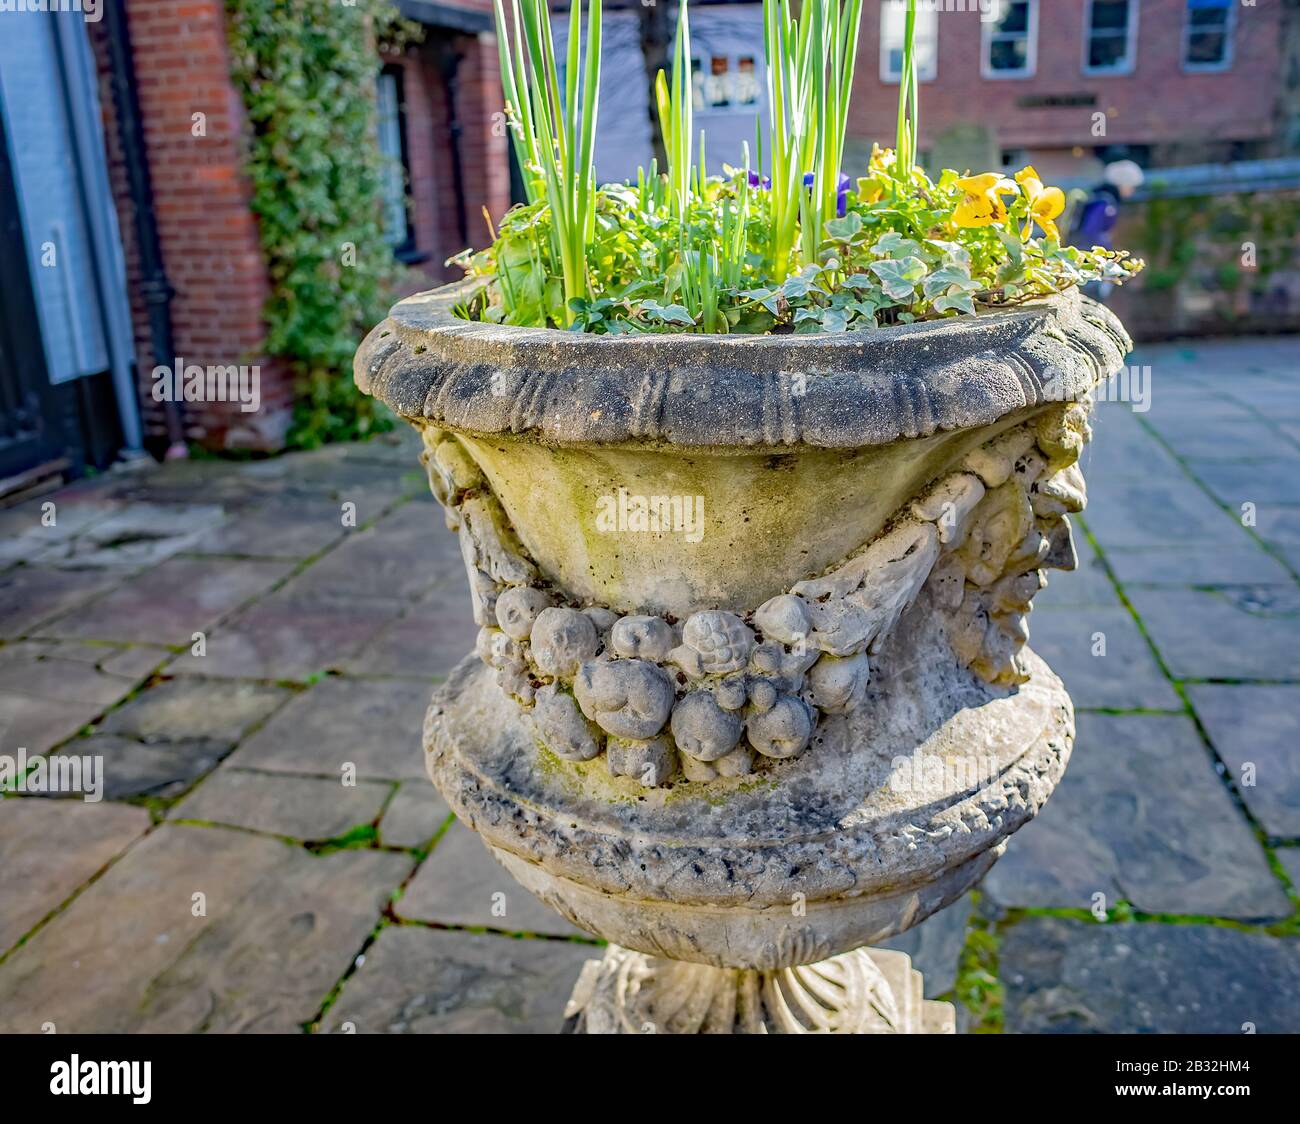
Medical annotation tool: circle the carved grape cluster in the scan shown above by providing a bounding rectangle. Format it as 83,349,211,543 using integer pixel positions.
423,399,1092,788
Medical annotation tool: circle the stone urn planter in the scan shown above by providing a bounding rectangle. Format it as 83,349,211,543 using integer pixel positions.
355,279,1131,1034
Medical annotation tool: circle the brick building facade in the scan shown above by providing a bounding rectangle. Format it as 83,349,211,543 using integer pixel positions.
850,0,1290,184
83,0,511,458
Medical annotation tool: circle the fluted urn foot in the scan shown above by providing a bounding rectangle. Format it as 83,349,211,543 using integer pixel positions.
561,944,954,1034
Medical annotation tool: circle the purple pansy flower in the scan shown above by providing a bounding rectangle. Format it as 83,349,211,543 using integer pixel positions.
800,172,854,216
747,170,771,190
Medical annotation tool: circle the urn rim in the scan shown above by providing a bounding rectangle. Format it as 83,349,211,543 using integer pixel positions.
354,279,1131,451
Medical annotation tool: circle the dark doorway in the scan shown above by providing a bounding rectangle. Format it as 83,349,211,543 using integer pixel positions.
0,98,123,497
0,104,70,486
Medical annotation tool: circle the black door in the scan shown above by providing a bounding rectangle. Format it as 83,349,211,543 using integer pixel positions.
0,103,72,484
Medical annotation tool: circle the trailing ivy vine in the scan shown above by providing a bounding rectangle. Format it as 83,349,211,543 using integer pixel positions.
225,0,419,447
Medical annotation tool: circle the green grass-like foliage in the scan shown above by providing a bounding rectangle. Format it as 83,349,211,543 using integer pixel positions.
461,0,1141,335
226,0,411,446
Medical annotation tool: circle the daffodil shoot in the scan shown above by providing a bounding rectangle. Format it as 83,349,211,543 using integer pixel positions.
454,0,1142,334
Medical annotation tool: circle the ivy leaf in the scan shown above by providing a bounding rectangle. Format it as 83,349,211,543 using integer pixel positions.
925,239,972,267
820,307,849,333
782,275,812,300
871,232,925,260
825,211,864,242
641,300,695,326
869,256,927,300
932,291,977,315
845,300,878,328
923,265,981,301
740,287,782,315
843,273,879,291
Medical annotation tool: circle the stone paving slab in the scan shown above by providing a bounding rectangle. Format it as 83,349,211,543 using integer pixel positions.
234,449,416,503
273,506,444,604
1219,385,1300,419
0,692,107,759
343,584,479,679
1278,849,1300,886
1103,543,1294,586
0,566,124,639
188,495,352,559
1080,476,1236,548
1253,504,1300,547
0,823,411,1033
1187,684,1300,838
379,782,450,849
0,639,162,708
165,591,405,681
86,459,275,510
36,557,296,645
0,491,122,558
1124,585,1300,680
48,733,230,801
230,676,432,781
1024,541,1118,611
1255,504,1300,573
321,926,593,1034
97,678,290,744
1001,918,1300,1034
35,503,228,570
1144,416,1300,461
1191,458,1300,508
983,713,1291,920
170,769,393,842
0,797,150,954
1029,605,1181,711
396,819,587,937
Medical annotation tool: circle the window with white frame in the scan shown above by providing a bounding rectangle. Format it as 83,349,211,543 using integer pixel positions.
375,68,412,253
692,55,761,111
1084,0,1138,75
1183,0,1233,71
879,1,938,83
982,0,1037,78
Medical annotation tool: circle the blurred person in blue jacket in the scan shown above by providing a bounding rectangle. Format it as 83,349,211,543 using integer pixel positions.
1075,159,1145,301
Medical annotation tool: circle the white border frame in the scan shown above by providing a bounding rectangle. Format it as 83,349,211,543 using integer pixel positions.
1082,0,1140,77
878,0,939,84
981,0,1039,80
1181,0,1235,73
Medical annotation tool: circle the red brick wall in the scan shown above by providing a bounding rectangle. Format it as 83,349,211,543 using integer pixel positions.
89,0,294,453
456,33,513,248
89,3,513,453
850,0,1284,162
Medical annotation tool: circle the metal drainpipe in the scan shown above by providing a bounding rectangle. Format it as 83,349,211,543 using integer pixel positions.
437,38,470,248
102,0,186,459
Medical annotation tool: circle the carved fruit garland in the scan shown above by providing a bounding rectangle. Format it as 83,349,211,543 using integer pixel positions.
420,398,1092,788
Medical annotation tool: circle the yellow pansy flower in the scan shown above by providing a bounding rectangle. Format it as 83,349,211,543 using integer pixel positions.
954,173,1017,228
857,176,884,205
1015,165,1066,241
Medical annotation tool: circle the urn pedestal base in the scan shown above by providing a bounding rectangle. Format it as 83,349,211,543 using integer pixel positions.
424,598,1073,1012
561,944,955,1034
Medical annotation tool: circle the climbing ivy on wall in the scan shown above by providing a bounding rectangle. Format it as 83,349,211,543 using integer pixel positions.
225,0,419,447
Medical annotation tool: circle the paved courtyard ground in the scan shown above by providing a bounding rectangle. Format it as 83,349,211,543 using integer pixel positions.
1,336,1297,1033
